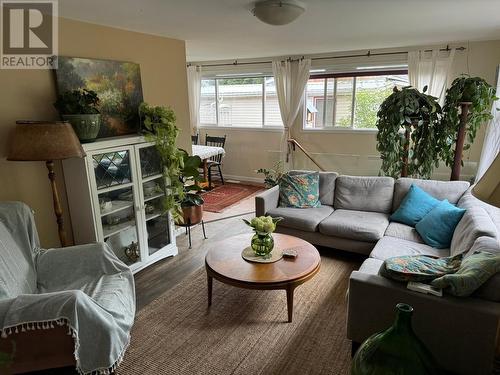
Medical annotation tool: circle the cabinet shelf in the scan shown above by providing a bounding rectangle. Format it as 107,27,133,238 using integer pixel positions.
142,173,163,183
144,192,165,202
97,182,134,195
100,200,134,217
145,212,163,222
103,219,136,239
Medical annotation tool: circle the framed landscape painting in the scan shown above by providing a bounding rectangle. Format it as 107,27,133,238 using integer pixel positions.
54,56,144,138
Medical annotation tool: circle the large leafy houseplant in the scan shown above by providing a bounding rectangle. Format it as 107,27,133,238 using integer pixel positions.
139,103,204,222
376,86,442,178
438,76,497,173
54,89,101,143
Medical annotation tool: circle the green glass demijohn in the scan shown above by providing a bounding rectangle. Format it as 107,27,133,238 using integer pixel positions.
352,303,441,375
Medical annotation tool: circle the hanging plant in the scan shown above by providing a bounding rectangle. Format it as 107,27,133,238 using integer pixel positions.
139,103,185,220
376,86,442,179
437,76,497,171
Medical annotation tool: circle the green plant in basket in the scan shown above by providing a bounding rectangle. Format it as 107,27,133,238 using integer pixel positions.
243,216,283,258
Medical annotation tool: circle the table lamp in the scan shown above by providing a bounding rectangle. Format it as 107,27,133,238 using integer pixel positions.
7,121,86,247
472,152,500,208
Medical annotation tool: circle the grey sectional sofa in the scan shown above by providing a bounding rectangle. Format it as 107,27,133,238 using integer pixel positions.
255,172,500,375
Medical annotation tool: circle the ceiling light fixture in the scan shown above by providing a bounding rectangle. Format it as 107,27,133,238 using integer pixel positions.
252,0,306,26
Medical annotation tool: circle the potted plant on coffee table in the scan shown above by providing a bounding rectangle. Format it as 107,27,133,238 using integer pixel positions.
54,88,101,143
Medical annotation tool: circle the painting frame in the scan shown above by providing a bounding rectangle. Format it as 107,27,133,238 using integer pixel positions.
53,56,144,139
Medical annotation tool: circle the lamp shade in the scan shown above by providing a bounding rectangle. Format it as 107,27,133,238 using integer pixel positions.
472,153,500,207
7,121,85,161
252,0,306,26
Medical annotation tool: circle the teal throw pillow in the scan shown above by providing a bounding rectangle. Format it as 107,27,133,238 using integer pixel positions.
381,254,463,282
279,172,320,208
390,184,440,226
431,251,500,297
415,200,466,249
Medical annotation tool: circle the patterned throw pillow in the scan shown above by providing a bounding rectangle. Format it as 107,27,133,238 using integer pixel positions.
278,172,321,208
381,254,463,282
431,251,500,297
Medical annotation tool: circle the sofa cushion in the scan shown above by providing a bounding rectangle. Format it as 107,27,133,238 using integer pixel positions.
334,175,394,213
392,178,469,212
415,200,466,249
458,188,500,234
450,206,498,256
289,170,338,206
279,171,320,208
390,184,440,226
370,236,449,261
319,209,389,242
384,222,423,243
267,205,334,232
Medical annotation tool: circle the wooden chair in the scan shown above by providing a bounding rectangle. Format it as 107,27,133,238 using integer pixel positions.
205,134,226,188
191,133,199,145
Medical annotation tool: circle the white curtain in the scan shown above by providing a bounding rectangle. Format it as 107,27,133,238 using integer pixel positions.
408,49,455,104
187,65,202,135
476,66,500,181
272,58,311,167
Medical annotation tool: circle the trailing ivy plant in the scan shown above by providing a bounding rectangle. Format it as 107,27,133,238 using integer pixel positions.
376,86,442,179
139,103,185,220
437,76,497,168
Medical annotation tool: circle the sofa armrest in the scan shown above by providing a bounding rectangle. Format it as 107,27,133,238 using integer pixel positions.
255,185,279,216
347,271,499,375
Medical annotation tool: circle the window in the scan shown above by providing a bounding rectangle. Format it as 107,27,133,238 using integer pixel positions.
199,76,282,128
304,72,409,130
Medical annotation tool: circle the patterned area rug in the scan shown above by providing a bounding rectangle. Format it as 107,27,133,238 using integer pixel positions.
117,254,358,375
202,183,264,213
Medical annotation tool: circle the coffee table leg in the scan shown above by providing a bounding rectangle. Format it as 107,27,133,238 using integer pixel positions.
286,286,295,323
207,274,213,307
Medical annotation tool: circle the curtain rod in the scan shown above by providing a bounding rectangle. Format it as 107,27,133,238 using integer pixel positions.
188,45,466,68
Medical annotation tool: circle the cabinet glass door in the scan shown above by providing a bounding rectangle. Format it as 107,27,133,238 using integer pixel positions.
138,145,171,256
92,149,141,266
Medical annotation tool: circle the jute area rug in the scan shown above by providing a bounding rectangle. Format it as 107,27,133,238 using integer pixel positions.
118,254,359,375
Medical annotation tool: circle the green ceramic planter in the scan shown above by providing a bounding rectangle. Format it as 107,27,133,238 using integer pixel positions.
352,303,441,375
62,114,101,143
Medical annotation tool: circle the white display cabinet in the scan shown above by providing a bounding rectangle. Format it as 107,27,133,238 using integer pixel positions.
63,135,177,273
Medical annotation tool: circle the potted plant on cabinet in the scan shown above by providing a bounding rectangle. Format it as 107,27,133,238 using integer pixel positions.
54,89,101,143
139,103,205,224
437,76,497,180
376,86,442,178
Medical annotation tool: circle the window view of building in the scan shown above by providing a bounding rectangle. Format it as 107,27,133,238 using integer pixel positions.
305,73,409,130
200,72,408,130
200,77,282,127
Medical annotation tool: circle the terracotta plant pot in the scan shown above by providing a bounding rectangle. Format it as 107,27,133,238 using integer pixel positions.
181,204,203,225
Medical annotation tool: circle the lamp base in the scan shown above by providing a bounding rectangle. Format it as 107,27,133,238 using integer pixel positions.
46,161,68,247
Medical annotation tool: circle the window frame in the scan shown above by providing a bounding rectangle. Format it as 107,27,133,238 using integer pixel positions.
303,69,408,133
199,75,283,129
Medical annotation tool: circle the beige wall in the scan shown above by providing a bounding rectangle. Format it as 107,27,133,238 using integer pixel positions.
203,39,500,181
0,18,191,248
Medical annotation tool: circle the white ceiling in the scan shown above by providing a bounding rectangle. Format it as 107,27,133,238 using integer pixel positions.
59,0,500,62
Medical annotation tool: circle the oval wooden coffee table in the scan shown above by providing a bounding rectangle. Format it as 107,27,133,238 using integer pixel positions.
205,233,321,323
